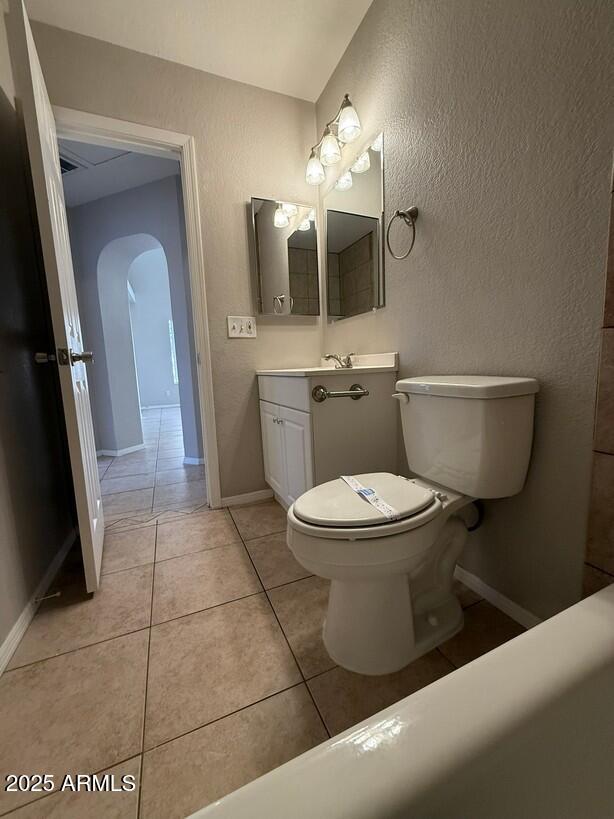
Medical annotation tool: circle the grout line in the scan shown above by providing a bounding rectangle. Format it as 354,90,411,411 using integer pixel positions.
229,515,332,739
151,589,264,628
435,646,459,670
4,625,152,674
585,560,614,579
259,571,314,592
137,519,158,818
152,539,247,566
142,680,309,755
460,598,483,612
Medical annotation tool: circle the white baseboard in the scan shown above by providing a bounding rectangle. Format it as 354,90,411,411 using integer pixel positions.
96,443,145,457
455,565,542,630
183,456,205,465
141,403,180,409
0,528,77,675
221,488,273,507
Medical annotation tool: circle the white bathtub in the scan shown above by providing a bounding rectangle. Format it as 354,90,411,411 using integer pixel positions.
192,585,614,819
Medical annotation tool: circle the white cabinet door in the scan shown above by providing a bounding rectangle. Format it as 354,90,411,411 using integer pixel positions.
280,406,313,505
260,401,285,498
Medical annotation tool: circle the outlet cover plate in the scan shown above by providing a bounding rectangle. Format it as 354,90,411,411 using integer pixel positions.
227,315,257,338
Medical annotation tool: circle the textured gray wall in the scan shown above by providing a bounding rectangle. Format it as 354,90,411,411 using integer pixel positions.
0,13,75,646
317,0,614,618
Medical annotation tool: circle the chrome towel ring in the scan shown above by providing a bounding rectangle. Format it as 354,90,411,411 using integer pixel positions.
386,206,419,260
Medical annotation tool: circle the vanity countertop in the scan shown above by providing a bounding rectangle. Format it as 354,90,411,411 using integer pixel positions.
256,352,398,378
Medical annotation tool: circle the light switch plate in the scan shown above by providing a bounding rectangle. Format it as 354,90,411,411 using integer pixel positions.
227,315,257,338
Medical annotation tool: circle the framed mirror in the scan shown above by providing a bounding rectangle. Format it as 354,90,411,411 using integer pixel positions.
324,134,384,320
251,198,319,316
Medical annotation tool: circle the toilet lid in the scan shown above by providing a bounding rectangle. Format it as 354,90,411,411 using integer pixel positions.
293,473,436,528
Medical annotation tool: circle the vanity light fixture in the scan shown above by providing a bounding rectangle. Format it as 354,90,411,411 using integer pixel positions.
335,171,353,191
305,93,361,186
351,151,371,174
370,132,383,152
320,128,342,166
306,150,325,185
337,98,361,143
273,203,289,228
298,219,311,231
308,208,316,222
281,202,298,217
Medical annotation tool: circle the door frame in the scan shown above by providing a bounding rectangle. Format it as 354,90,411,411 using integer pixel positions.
53,106,222,508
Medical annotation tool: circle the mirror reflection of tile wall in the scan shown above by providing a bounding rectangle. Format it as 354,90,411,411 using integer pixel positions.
324,136,384,321
327,213,379,318
251,197,319,316
288,246,319,315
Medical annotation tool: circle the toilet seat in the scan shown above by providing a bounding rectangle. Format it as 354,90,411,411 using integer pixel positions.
290,473,444,540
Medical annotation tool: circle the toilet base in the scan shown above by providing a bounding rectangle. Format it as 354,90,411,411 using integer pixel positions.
323,583,463,676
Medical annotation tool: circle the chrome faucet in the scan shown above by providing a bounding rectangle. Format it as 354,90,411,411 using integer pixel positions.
324,352,355,369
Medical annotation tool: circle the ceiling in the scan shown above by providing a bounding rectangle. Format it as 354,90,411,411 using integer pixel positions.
59,139,179,207
25,0,374,102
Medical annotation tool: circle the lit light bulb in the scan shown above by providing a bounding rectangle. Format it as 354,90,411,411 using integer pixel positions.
371,133,383,152
351,151,370,174
338,97,361,143
308,209,316,222
305,151,325,185
273,204,289,228
320,130,341,166
298,219,311,231
334,171,353,191
281,203,298,217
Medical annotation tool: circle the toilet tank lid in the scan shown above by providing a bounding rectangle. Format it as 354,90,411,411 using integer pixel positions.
396,375,539,399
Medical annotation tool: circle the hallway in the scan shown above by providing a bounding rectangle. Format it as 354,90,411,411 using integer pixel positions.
99,406,207,523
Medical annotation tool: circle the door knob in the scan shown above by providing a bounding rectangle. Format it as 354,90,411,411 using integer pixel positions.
57,348,94,366
71,350,94,364
34,352,56,364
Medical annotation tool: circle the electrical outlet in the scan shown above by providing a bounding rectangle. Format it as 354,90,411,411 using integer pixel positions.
227,315,257,338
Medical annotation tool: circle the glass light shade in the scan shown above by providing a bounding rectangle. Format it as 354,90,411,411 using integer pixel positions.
297,219,311,231
370,133,383,152
351,151,370,174
306,154,325,185
337,104,361,143
281,202,298,217
334,171,353,191
320,132,341,166
273,205,289,228
308,208,316,222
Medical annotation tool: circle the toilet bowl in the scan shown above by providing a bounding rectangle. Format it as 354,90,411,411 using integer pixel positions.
288,472,471,675
287,375,539,676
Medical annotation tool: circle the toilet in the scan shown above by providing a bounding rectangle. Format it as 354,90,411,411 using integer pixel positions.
287,375,539,676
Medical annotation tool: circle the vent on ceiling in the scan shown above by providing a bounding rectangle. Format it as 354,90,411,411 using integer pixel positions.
59,155,82,175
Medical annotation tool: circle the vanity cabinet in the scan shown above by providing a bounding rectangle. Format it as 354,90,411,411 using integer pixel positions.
259,401,313,505
257,355,399,509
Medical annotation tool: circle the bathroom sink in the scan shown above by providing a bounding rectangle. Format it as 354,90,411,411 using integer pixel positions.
256,352,398,377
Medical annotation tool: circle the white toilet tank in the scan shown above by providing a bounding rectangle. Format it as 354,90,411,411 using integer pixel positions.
395,376,539,498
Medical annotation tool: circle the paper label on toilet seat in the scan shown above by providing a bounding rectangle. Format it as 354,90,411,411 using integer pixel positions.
340,475,400,520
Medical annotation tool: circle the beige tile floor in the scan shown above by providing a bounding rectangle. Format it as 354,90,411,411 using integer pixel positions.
1,423,526,817
99,407,207,522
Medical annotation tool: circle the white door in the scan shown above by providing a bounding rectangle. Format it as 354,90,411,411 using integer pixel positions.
280,406,313,505
259,401,286,498
9,0,104,591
